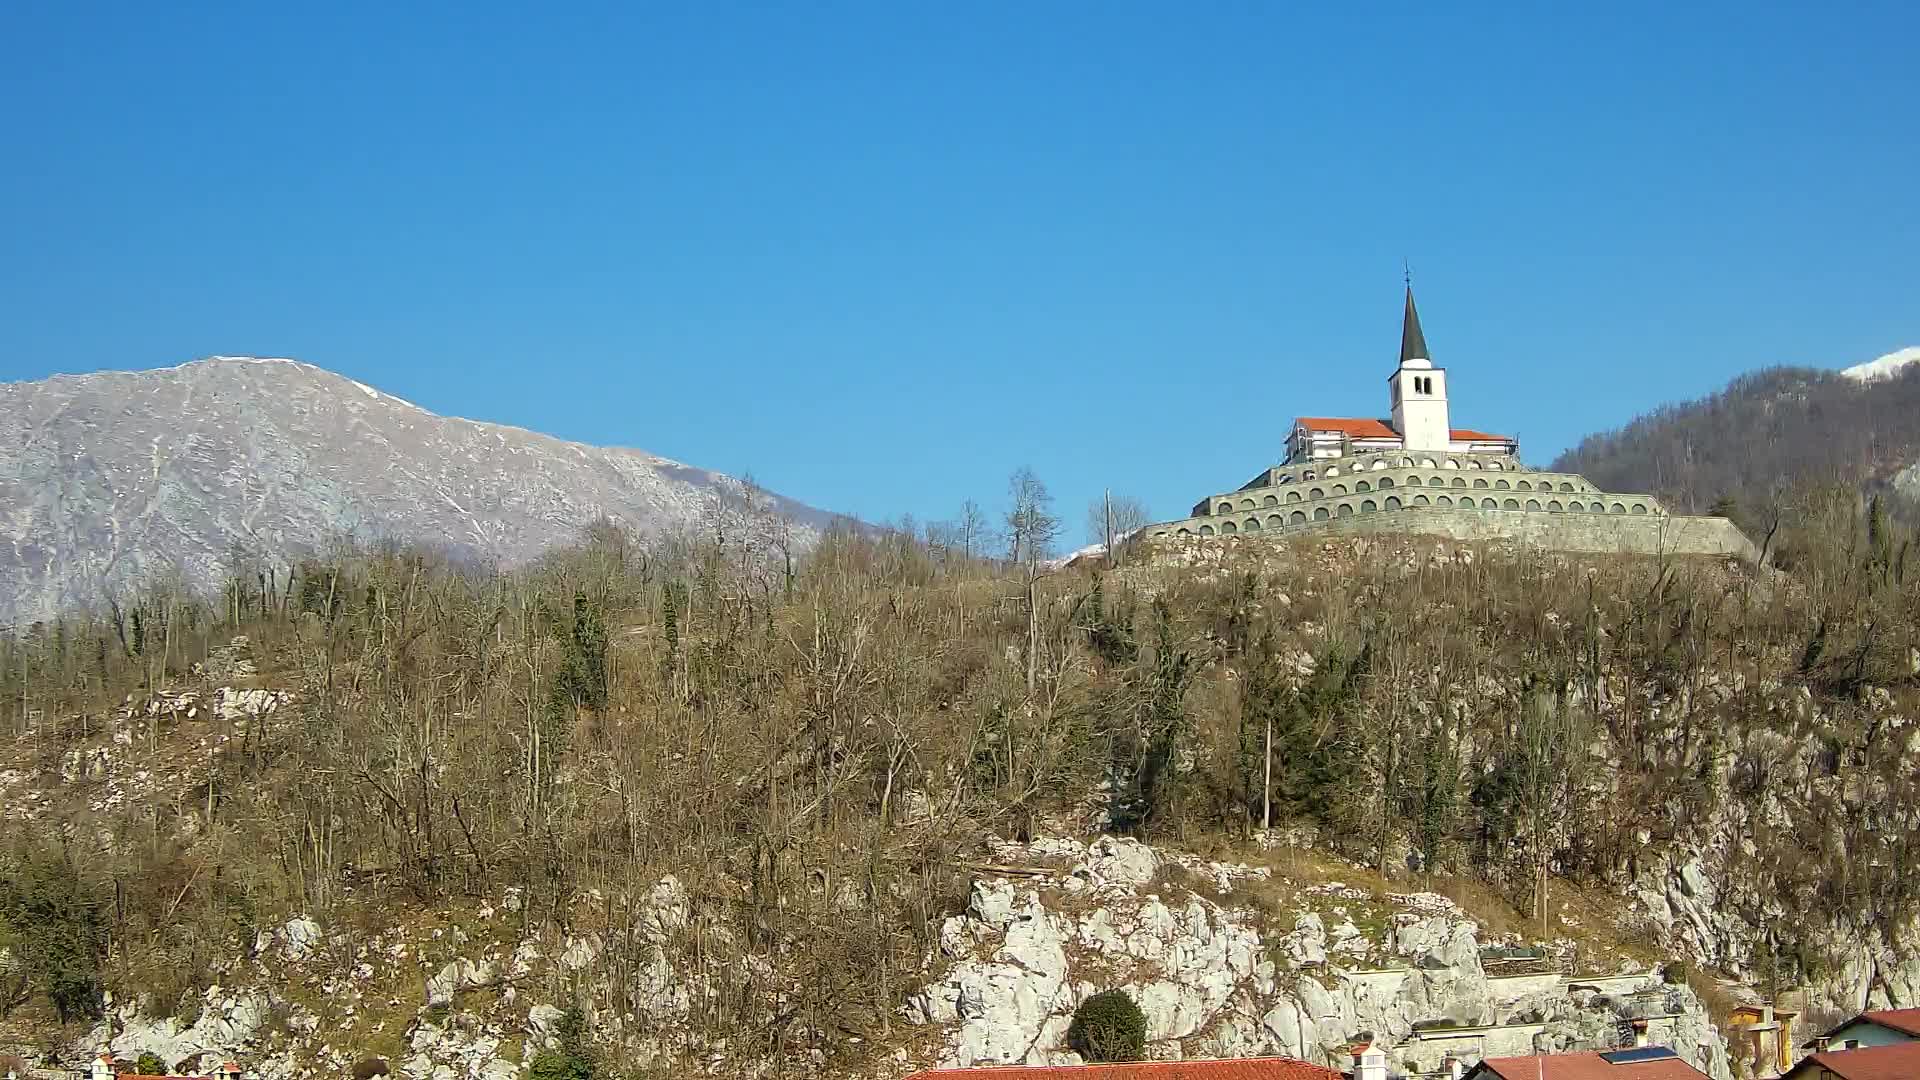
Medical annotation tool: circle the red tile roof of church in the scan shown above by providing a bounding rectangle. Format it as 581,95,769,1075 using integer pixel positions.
1295,417,1398,438
1293,417,1512,443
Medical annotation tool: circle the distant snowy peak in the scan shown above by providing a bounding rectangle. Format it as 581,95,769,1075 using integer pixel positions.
1841,346,1920,383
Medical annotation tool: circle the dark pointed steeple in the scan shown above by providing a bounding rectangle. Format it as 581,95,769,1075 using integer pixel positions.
1399,285,1430,364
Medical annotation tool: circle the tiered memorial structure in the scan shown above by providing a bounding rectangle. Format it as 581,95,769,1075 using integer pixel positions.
1141,288,1756,560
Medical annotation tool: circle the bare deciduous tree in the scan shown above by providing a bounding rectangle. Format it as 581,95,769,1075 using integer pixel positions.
1085,492,1151,562
1006,468,1061,692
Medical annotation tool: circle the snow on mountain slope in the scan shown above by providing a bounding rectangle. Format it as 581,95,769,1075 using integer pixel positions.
1841,345,1920,382
0,357,844,624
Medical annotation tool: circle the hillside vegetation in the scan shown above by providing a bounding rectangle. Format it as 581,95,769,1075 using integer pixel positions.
1,478,1917,1073
1553,364,1920,528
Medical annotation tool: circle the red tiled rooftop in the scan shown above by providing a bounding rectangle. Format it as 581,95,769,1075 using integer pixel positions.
1470,1051,1707,1080
1296,417,1398,438
1293,417,1512,443
1859,1008,1920,1037
1787,1040,1920,1079
904,1057,1342,1080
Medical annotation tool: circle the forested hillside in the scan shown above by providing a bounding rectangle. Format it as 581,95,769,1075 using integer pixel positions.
1552,363,1920,526
0,480,1917,1075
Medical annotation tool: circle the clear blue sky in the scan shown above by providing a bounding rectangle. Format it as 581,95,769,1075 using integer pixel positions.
4,2,1916,542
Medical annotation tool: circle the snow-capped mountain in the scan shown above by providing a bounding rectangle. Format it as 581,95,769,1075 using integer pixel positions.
0,357,845,624
1841,345,1920,382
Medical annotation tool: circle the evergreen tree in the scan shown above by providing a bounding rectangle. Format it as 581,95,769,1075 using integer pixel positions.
662,583,681,667
1134,599,1195,828
1082,574,1138,666
528,1007,597,1080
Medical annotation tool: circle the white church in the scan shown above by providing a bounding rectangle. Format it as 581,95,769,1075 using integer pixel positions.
1282,288,1518,463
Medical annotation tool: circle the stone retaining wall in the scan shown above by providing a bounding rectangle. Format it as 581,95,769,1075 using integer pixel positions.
1144,507,1756,561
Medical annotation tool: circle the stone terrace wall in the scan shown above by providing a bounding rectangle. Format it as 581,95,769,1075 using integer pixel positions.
1298,506,1757,560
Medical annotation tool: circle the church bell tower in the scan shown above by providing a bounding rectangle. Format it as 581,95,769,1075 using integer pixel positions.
1388,285,1451,452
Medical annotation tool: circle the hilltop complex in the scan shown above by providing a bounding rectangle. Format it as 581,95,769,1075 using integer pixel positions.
1141,288,1757,560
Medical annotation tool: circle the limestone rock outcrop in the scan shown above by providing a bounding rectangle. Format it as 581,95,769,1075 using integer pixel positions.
907,836,1731,1079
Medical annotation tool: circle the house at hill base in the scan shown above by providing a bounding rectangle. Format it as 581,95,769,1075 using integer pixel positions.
84,1055,242,1080
1781,1039,1920,1080
1801,1008,1920,1053
901,1054,1345,1080
1461,1046,1708,1080
1140,287,1757,561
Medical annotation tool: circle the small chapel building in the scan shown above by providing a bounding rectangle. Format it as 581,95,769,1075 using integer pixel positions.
1139,286,1757,561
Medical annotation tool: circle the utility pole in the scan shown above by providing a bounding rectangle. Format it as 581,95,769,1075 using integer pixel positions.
1262,710,1273,833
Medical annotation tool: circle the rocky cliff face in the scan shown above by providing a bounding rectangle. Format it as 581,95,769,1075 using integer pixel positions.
1625,681,1920,1026
0,357,840,624
906,837,1730,1079
17,830,1732,1080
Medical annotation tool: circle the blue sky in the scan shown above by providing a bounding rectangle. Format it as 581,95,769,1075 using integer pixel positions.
3,2,1916,542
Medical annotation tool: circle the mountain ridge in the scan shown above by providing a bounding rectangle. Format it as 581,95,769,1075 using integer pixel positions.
0,356,843,624
1550,347,1920,522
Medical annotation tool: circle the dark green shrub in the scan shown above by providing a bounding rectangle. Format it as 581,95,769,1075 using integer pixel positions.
137,1053,166,1075
529,1007,597,1080
1068,989,1147,1063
